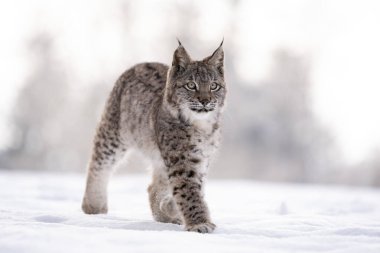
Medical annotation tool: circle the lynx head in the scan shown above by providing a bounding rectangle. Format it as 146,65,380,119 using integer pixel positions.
165,40,226,120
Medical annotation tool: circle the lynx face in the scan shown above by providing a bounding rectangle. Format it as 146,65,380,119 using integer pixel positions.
166,43,226,118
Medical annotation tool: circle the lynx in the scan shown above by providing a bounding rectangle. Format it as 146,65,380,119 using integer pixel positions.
82,40,226,233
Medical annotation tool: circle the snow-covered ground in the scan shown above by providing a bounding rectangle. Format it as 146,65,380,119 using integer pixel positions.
0,171,379,253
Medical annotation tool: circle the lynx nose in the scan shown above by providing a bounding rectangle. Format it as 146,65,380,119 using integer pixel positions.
199,99,210,107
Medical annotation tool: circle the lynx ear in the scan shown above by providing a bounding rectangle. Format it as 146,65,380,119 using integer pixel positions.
172,40,191,74
204,40,224,75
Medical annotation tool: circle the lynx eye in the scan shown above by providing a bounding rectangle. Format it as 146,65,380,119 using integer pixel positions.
185,82,197,91
210,82,220,91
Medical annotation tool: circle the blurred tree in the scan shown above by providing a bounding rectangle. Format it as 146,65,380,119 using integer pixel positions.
1,34,69,170
213,50,337,183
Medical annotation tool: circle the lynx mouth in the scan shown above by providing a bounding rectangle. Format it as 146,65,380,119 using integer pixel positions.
190,108,213,113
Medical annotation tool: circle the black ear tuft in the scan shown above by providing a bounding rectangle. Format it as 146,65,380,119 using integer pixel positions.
176,38,182,46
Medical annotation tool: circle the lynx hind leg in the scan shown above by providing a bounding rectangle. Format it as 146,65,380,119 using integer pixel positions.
148,169,182,224
82,125,125,215
82,166,111,214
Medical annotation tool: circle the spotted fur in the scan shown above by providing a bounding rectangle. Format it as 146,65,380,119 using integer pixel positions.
82,41,226,233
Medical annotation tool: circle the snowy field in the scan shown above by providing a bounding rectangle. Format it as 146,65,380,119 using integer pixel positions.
0,171,380,253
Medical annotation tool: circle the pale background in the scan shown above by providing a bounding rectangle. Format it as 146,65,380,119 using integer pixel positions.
1,0,380,186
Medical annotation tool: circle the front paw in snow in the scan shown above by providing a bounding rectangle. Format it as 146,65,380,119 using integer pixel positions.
186,222,216,233
81,197,108,214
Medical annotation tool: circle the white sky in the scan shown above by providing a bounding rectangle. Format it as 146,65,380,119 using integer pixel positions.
1,0,380,164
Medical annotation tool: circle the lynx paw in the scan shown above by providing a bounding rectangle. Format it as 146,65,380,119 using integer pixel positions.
81,198,108,214
186,222,216,233
167,217,182,225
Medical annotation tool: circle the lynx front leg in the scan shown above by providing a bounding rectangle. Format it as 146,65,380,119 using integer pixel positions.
167,164,215,233
82,125,125,214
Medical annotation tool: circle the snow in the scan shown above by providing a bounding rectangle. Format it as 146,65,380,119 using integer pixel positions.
0,171,380,253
